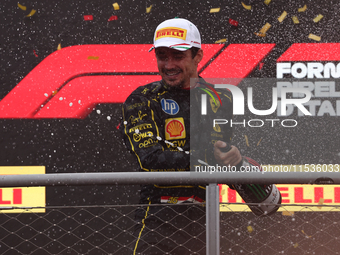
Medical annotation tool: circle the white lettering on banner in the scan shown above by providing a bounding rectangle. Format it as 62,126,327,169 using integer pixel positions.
277,81,340,98
276,62,340,116
277,62,340,79
276,81,340,116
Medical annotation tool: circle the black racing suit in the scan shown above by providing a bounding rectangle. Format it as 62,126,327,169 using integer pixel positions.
120,78,233,255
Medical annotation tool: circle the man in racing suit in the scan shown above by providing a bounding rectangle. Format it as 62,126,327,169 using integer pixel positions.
120,18,242,255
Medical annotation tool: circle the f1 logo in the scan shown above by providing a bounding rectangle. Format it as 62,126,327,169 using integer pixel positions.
0,43,275,118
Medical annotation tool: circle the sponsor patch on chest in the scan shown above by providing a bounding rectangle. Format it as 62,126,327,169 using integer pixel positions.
161,98,180,115
165,117,186,140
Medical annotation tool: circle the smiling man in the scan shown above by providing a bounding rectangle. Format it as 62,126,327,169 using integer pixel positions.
153,19,203,89
120,18,243,255
155,47,201,88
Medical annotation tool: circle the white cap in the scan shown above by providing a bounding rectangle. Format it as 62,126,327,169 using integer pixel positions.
150,18,201,51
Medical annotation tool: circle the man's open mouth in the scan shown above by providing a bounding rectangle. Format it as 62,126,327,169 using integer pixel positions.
165,70,181,76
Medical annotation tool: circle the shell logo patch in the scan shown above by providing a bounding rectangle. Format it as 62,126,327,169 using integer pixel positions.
165,117,186,140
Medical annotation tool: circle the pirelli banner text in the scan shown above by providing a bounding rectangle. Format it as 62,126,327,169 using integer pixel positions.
0,167,45,213
220,184,340,212
220,165,340,212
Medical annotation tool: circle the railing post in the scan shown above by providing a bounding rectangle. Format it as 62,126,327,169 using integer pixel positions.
206,183,220,255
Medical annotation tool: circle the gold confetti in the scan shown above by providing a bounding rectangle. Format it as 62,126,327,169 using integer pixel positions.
17,3,27,11
220,188,225,196
298,4,307,12
215,38,227,43
112,3,119,10
282,211,294,216
87,56,100,60
301,230,311,238
244,135,250,147
247,226,253,233
313,14,323,23
146,5,152,13
26,9,36,17
260,23,271,34
308,33,321,42
317,198,325,209
57,44,62,50
264,0,271,5
292,16,299,24
278,11,287,22
210,8,220,13
254,32,266,37
255,22,271,37
52,91,58,96
241,2,251,10
257,137,263,146
294,243,299,248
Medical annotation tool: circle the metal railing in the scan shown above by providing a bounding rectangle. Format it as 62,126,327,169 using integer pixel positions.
0,171,339,255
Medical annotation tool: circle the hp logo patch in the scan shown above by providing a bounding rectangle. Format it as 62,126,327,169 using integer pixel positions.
161,99,179,115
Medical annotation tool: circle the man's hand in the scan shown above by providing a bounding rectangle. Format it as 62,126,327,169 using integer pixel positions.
214,141,242,167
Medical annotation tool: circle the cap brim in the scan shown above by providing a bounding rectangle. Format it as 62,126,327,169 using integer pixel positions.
154,41,192,51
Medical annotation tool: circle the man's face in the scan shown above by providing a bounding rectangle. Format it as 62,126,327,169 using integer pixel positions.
155,47,203,89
